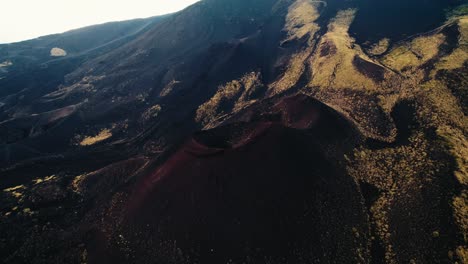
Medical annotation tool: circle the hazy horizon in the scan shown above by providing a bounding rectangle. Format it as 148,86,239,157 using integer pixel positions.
0,0,199,44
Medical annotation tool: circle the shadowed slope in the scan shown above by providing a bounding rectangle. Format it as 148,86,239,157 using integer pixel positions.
0,0,467,263
90,95,369,263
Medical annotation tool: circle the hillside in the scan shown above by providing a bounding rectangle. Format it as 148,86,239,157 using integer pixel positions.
0,0,467,263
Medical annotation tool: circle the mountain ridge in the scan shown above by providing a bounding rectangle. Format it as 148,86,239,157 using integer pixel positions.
0,0,467,263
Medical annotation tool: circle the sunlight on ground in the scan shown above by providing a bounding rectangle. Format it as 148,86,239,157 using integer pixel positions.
50,47,67,57
4,185,26,198
80,129,113,146
0,60,12,67
33,175,57,185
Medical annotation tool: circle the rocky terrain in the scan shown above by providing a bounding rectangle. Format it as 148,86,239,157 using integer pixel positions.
0,0,467,263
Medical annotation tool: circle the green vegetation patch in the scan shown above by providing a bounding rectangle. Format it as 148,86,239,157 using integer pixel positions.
446,4,468,19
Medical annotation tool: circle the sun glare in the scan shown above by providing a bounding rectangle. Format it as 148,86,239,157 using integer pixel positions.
0,0,199,43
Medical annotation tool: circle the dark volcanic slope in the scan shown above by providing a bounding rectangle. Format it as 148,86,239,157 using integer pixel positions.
0,0,467,263
94,95,368,264
349,0,460,44
0,15,165,96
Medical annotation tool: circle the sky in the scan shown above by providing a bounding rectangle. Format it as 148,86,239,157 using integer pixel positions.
0,0,200,44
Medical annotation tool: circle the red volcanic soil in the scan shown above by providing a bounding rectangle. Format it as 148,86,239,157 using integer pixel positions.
89,95,368,263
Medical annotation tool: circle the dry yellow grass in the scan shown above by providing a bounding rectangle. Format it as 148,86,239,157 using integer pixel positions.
456,246,468,264
383,34,445,72
44,75,105,100
142,105,162,120
348,132,438,264
308,9,381,90
22,208,33,216
383,34,445,71
438,126,468,186
196,80,242,126
32,175,57,185
9,191,23,198
282,0,321,44
350,28,468,249
453,191,468,241
413,66,466,253
458,17,468,42
270,49,311,94
268,0,324,95
383,46,420,71
3,185,26,198
437,126,468,253
71,174,87,194
4,185,25,192
200,14,467,262
302,8,400,140
160,80,181,97
436,48,468,71
418,80,466,129
80,129,113,146
329,8,356,33
434,17,468,73
367,38,390,56
405,45,468,258
410,49,468,256
412,34,445,61
196,72,263,127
